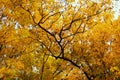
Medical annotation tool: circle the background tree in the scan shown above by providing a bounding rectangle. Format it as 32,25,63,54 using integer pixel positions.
1,0,120,80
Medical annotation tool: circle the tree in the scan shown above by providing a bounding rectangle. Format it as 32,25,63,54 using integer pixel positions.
1,0,120,80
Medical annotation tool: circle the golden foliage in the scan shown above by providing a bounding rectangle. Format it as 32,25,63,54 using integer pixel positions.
1,0,120,80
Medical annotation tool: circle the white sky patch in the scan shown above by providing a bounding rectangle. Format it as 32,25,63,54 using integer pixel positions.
71,0,80,7
29,24,33,30
15,22,19,29
32,66,39,73
106,41,111,45
55,0,67,6
59,8,65,12
112,0,120,20
58,0,120,20
91,0,101,3
57,0,67,12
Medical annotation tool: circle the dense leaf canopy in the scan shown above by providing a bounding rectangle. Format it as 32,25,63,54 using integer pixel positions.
0,0,120,80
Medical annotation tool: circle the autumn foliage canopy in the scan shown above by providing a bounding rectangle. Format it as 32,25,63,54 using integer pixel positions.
0,0,120,80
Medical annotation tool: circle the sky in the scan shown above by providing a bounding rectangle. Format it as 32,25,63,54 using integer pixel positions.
113,0,120,19
56,0,120,19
